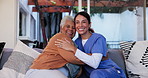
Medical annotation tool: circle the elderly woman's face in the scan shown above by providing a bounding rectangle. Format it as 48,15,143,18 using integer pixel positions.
61,20,76,39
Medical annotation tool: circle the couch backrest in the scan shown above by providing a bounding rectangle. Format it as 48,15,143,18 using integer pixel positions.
108,49,127,75
0,48,13,69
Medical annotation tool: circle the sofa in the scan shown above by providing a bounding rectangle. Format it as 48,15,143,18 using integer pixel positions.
2,40,148,78
108,49,127,75
0,46,128,78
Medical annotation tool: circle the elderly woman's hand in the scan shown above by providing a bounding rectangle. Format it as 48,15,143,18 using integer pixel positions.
55,38,77,52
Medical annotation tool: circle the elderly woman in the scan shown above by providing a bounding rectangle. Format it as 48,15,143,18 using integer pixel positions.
25,16,84,78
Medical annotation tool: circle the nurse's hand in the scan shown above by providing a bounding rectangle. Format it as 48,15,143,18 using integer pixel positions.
55,38,77,52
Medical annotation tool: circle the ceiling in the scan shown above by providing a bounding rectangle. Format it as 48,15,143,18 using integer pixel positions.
28,0,146,13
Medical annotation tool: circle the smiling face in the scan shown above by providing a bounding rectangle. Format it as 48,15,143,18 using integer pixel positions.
75,15,91,36
61,19,76,39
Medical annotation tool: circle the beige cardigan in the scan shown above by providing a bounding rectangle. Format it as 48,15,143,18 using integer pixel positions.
30,33,84,69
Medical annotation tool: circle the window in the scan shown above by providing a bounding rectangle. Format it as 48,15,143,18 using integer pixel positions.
19,9,27,36
30,15,36,40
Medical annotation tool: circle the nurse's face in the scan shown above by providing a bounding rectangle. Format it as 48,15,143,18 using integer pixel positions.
75,15,91,35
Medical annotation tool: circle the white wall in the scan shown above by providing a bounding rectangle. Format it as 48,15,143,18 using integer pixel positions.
91,8,144,42
0,0,18,48
146,8,148,40
120,10,137,41
91,14,120,41
136,7,144,40
120,7,144,41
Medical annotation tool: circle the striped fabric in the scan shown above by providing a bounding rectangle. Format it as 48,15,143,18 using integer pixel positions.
120,41,148,78
120,41,135,59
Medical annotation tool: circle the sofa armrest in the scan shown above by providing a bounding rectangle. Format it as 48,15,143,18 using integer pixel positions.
0,48,13,69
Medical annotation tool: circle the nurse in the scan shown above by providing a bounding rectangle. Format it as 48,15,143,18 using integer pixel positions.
55,11,126,78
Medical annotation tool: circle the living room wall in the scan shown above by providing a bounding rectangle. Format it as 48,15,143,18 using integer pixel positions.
91,13,120,41
146,8,148,40
0,0,18,48
120,10,138,41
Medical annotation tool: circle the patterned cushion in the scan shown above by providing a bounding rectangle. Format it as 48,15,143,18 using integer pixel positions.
120,41,148,78
0,40,40,78
0,42,6,62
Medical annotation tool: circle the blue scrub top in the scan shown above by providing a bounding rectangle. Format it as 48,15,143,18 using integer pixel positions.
75,33,122,75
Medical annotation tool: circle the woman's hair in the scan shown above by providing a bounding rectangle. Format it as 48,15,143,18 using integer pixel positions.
89,28,95,33
60,16,74,28
74,11,91,24
74,11,94,33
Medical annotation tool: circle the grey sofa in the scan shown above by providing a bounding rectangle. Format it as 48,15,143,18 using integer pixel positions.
108,49,127,76
0,48,127,77
0,48,13,69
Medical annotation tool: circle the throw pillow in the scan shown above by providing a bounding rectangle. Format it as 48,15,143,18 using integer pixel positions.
120,41,148,78
0,40,40,78
0,42,6,64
